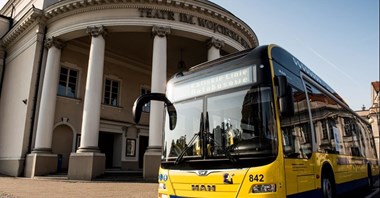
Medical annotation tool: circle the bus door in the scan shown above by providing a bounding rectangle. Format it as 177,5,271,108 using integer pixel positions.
281,87,316,195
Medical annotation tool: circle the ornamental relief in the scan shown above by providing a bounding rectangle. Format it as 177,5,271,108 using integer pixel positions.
86,26,108,39
45,37,66,49
152,26,171,37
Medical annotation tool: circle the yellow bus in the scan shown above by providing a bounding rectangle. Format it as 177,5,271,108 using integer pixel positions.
133,44,379,198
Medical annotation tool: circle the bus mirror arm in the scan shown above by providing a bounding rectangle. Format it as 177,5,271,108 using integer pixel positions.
132,93,177,130
275,76,294,117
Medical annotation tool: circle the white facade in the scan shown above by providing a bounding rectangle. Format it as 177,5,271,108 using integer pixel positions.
0,0,258,180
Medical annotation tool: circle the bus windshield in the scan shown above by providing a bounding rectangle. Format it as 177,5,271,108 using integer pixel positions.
162,84,278,167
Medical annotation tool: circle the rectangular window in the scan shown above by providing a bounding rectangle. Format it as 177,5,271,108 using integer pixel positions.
58,67,78,97
305,81,345,154
321,120,328,140
104,78,120,106
343,118,353,137
141,88,151,112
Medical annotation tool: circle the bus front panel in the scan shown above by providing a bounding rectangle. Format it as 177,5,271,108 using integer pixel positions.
158,158,286,198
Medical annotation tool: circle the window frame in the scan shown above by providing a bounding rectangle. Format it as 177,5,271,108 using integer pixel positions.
141,86,151,113
103,75,122,107
57,63,81,98
301,74,376,158
281,85,313,159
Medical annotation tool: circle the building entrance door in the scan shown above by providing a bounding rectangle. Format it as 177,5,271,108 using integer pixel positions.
52,125,73,172
98,131,122,169
138,136,149,169
99,132,114,168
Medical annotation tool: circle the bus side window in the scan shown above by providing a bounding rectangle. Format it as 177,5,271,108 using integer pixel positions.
281,87,312,158
354,118,376,158
306,82,350,155
340,111,360,156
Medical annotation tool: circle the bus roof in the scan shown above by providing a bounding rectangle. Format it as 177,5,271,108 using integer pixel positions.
170,44,347,106
269,45,347,106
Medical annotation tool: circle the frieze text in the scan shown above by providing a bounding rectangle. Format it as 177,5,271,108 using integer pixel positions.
138,8,249,48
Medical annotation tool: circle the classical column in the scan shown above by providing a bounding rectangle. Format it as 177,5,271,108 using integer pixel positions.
68,26,107,180
24,37,65,178
0,46,5,86
77,26,107,153
207,37,225,61
144,25,170,180
149,26,170,148
33,37,65,152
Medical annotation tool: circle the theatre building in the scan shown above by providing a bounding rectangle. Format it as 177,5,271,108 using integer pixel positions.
0,0,258,180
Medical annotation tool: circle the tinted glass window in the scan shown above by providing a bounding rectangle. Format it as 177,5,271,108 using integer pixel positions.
58,67,78,97
281,87,313,158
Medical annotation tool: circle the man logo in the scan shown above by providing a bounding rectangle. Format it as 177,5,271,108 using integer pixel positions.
196,170,209,176
191,184,216,191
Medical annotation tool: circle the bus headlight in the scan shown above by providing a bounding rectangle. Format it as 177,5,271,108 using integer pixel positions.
252,184,276,193
158,193,169,198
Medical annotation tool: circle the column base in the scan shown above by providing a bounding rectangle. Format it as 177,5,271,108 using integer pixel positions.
0,158,25,177
68,152,105,180
143,146,161,181
77,146,100,153
24,153,58,178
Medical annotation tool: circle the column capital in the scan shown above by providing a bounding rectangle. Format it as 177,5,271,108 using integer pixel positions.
207,37,225,50
152,26,171,38
45,37,65,49
86,25,108,39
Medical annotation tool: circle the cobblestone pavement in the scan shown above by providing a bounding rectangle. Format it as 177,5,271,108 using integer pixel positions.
0,175,158,198
1,174,379,198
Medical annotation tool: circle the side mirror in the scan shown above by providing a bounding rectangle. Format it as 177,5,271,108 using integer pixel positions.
275,76,294,117
132,93,177,130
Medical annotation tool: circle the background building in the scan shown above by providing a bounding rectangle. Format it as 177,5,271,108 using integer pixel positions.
0,0,258,180
357,81,380,159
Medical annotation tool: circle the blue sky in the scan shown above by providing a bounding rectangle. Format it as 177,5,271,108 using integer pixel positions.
1,0,379,110
211,0,379,111
0,1,5,9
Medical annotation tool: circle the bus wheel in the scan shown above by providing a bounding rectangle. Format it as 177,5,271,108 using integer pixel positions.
321,173,335,198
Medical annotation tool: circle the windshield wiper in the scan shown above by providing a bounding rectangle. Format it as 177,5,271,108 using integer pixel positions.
174,132,200,165
174,113,203,165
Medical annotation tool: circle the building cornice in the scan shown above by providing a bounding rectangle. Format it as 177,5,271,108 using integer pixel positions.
42,0,258,48
1,7,44,48
1,0,258,49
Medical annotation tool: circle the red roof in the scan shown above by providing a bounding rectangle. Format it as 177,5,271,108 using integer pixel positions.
372,81,380,92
